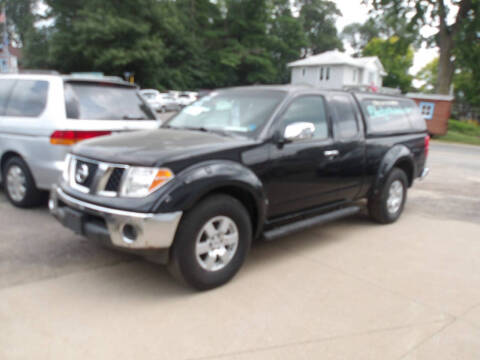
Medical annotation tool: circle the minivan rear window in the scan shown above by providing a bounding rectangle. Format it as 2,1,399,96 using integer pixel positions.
65,82,156,120
361,98,427,134
4,80,49,117
0,79,16,114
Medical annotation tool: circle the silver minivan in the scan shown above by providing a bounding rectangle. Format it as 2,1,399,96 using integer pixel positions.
0,74,159,207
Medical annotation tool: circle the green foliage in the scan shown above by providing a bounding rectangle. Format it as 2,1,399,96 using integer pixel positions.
447,119,480,137
342,20,380,57
437,119,480,146
0,0,36,46
362,36,414,92
297,0,343,54
8,0,342,90
365,0,478,94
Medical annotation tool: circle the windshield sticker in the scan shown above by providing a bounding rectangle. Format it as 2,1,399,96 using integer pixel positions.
224,126,250,132
365,102,406,118
183,105,209,116
215,100,233,111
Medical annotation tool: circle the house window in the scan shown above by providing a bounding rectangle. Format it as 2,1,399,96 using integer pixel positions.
419,102,435,120
302,68,306,77
319,67,324,81
353,70,357,83
326,67,330,81
368,72,374,84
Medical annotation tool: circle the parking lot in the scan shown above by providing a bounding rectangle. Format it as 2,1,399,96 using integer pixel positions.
1,142,480,359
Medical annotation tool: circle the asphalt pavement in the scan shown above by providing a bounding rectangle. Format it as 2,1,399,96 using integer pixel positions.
1,142,479,359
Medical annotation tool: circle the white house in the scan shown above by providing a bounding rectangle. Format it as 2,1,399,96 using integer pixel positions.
288,50,386,90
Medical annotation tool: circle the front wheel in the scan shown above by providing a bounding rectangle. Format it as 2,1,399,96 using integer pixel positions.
368,168,408,224
168,194,252,290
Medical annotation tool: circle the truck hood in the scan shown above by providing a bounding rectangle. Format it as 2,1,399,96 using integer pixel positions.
72,128,255,167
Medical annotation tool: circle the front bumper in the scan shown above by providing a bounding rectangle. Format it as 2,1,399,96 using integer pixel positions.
49,185,182,252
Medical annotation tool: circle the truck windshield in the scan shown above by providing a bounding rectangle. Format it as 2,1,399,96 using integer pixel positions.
166,89,286,137
65,82,156,120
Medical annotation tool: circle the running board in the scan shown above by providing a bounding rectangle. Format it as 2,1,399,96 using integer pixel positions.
263,206,361,241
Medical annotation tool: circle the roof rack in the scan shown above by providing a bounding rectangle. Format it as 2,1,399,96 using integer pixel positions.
343,85,401,95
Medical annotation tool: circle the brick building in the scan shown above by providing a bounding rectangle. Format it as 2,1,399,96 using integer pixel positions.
406,93,454,136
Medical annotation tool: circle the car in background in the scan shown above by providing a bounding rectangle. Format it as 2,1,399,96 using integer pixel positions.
140,89,181,113
0,74,159,208
177,92,198,107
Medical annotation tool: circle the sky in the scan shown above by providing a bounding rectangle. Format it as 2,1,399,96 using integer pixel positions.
333,0,439,76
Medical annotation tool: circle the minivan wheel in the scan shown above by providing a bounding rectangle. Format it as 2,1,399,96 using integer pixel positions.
168,194,252,290
368,168,408,224
3,157,44,208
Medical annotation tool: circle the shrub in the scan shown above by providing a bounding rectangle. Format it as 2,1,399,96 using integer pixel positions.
448,119,480,137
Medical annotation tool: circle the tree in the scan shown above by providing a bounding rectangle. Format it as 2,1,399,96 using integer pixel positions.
342,19,380,57
296,0,343,55
366,0,478,94
269,0,308,82
363,36,414,92
0,0,37,46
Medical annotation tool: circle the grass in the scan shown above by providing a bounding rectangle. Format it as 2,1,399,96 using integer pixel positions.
436,119,480,146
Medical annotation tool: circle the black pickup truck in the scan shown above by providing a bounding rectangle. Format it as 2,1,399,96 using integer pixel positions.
50,85,429,290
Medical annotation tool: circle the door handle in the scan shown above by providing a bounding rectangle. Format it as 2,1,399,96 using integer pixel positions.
324,149,339,157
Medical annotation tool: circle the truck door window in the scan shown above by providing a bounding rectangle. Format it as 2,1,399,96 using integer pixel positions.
5,80,49,117
279,96,328,139
331,95,359,139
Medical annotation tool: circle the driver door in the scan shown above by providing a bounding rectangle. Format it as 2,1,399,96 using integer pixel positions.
264,95,345,218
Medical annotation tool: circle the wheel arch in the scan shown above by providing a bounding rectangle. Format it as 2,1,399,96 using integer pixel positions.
372,145,416,196
153,160,267,240
0,151,24,181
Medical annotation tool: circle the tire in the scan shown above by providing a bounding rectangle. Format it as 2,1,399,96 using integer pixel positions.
168,194,252,290
2,157,45,208
368,168,408,224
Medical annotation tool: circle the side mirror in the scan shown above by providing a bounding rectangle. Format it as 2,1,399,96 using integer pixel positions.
284,122,316,142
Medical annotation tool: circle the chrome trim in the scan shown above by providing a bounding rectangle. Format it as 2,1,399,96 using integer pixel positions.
420,167,429,180
69,157,90,193
67,155,130,197
324,149,339,157
50,186,183,249
56,187,152,218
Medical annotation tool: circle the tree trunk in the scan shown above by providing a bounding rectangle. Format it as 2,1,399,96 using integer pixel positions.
435,32,455,94
434,0,472,94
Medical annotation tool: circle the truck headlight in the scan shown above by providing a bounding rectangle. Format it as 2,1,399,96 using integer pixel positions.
120,167,174,198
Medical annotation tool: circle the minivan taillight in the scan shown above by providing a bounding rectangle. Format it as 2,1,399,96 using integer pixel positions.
50,130,112,146
424,135,430,158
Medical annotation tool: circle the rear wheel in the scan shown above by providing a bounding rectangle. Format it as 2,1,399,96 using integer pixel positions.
168,194,252,290
3,157,45,208
368,168,408,224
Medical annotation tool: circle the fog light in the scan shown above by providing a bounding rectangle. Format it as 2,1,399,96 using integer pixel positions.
122,224,138,244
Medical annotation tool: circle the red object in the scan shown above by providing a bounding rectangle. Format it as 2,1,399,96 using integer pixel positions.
424,135,430,158
50,130,111,145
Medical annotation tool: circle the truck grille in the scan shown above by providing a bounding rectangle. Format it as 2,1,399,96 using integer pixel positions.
105,168,125,192
68,156,128,196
